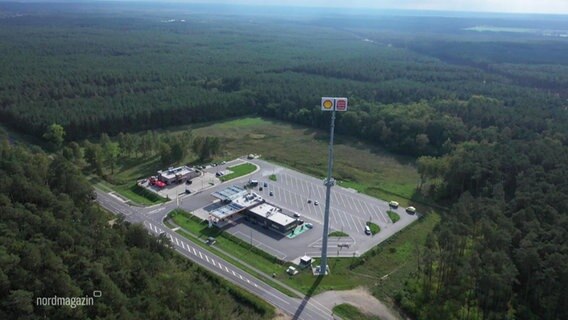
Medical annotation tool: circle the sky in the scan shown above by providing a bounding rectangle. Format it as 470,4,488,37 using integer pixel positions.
153,0,568,14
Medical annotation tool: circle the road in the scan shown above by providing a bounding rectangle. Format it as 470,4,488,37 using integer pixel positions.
95,189,334,320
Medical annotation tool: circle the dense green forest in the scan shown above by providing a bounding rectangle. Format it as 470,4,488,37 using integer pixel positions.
1,2,567,320
0,142,273,319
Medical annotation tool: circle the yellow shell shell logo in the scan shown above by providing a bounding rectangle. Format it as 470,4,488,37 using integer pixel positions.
322,99,333,109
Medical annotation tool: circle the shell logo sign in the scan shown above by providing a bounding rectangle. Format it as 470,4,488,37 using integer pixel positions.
321,97,348,111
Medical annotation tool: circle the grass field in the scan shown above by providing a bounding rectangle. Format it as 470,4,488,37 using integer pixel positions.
333,304,381,320
188,117,420,203
89,175,167,205
220,163,257,181
387,210,400,223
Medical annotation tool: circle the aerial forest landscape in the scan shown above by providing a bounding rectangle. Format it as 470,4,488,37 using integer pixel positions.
0,1,567,320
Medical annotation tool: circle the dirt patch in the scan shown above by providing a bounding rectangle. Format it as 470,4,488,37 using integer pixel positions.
314,287,399,320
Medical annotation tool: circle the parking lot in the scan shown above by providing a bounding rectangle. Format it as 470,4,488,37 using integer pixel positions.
180,158,420,261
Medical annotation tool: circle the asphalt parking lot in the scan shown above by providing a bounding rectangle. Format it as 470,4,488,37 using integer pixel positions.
180,158,420,262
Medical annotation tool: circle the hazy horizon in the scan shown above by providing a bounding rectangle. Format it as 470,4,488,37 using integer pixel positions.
1,0,568,15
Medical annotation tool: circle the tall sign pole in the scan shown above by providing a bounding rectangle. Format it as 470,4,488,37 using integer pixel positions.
318,97,348,275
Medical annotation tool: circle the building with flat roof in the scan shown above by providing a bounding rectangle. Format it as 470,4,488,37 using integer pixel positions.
210,192,263,221
247,203,299,234
207,185,300,234
158,166,199,185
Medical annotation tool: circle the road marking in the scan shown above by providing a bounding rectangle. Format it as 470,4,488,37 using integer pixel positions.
180,242,185,249
192,247,196,255
218,263,223,270
198,251,203,259
211,258,215,266
225,266,229,272
232,270,237,276
246,279,250,284
205,255,210,263
239,274,243,280
175,238,180,246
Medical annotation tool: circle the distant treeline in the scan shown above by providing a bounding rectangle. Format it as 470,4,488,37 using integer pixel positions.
1,9,568,320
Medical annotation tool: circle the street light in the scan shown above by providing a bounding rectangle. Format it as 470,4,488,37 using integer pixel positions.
317,97,348,276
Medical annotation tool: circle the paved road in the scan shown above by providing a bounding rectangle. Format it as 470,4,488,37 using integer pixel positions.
95,190,333,320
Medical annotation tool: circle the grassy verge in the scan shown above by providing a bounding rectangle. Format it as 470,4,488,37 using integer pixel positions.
329,231,350,237
387,210,400,223
367,222,380,235
89,176,167,205
169,209,440,305
167,210,300,297
220,163,257,181
333,304,381,320
269,174,277,181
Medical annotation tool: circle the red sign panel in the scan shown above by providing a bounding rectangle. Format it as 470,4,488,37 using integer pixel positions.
335,98,348,111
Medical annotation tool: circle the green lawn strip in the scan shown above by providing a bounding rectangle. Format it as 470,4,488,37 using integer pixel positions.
329,231,350,237
333,303,381,320
88,174,167,205
387,210,400,223
220,163,257,181
269,174,277,181
166,211,300,298
367,222,380,235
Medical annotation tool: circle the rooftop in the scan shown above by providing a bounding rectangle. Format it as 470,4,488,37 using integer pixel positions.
158,166,194,179
249,203,297,227
211,185,248,201
210,202,245,220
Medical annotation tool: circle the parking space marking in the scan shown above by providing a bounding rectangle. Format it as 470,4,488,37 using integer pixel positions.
218,263,223,270
211,258,215,266
205,255,210,263
192,247,196,255
175,238,180,246
232,270,237,276
198,251,203,259
225,266,229,272
348,212,361,232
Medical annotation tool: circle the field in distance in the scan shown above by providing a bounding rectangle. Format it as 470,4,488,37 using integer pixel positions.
189,117,420,204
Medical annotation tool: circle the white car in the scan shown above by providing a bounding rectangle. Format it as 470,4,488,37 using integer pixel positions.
389,201,399,208
406,206,416,214
314,201,319,206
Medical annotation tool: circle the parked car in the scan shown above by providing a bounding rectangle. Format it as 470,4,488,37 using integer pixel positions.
314,201,319,206
263,182,268,187
365,225,371,235
259,187,263,191
269,191,274,196
307,199,312,204
293,213,301,218
406,206,417,214
389,201,399,208
305,223,313,229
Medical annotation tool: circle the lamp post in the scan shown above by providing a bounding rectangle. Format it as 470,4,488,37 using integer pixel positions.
318,97,348,275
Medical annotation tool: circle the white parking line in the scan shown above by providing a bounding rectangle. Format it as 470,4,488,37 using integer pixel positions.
205,255,210,263
180,242,185,250
232,270,237,276
225,266,230,272
348,212,360,231
192,247,196,255
175,237,180,246
239,274,243,280
198,251,203,259
211,258,215,266
218,263,223,270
